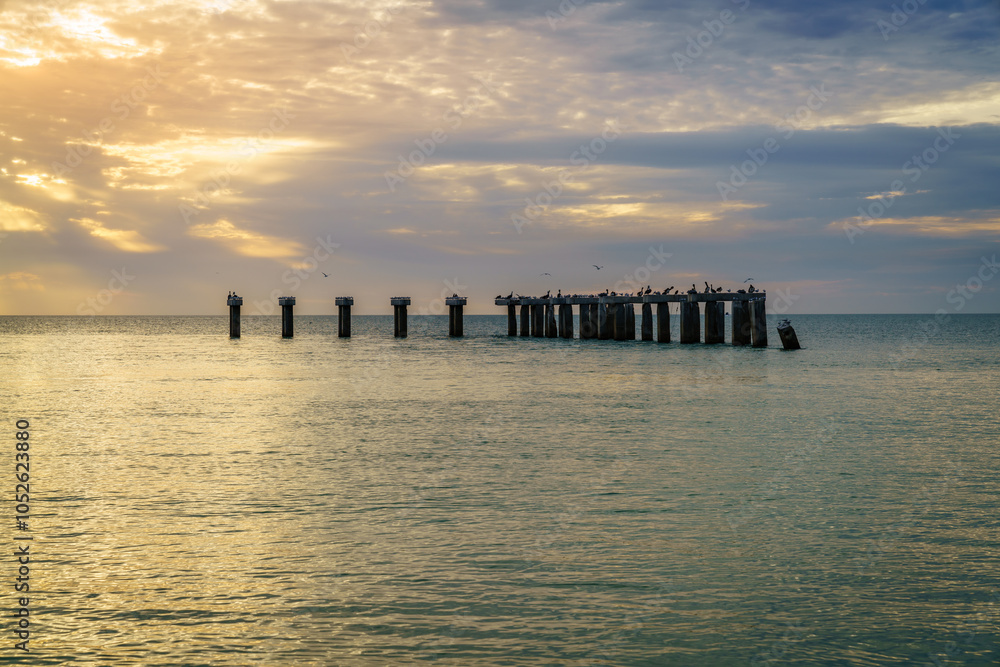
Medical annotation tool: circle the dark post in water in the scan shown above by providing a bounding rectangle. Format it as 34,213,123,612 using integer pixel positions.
278,296,295,338
507,301,518,336
705,301,725,344
558,301,573,339
391,297,410,338
228,295,243,338
598,302,611,340
520,303,530,336
625,303,636,340
750,298,768,348
336,296,353,338
640,302,653,341
446,296,466,337
545,303,558,338
656,302,670,343
777,321,801,350
680,299,701,343
731,300,751,346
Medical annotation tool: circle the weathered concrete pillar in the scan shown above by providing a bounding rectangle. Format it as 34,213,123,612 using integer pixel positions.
626,303,636,340
778,321,801,350
228,296,242,338
680,299,700,344
446,296,466,337
559,303,573,339
731,299,751,346
520,304,530,336
656,302,670,343
750,298,768,348
336,296,353,338
391,297,410,338
640,303,653,341
613,303,627,341
544,303,558,338
705,301,725,344
279,296,295,338
598,302,611,340
532,303,544,337
507,304,518,336
579,303,595,339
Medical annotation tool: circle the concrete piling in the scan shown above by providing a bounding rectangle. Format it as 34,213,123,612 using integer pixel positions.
559,302,573,339
640,303,653,341
336,296,353,338
507,302,518,336
446,296,466,337
656,302,670,343
705,301,725,344
520,304,530,336
227,296,243,338
391,297,410,338
531,302,544,337
680,299,700,344
545,303,558,338
598,302,611,340
750,298,768,348
731,300,751,346
777,321,800,350
579,302,597,339
278,296,295,338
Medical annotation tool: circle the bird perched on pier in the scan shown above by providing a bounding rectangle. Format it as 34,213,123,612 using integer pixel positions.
690,284,697,293
673,290,679,295
664,285,674,294
506,291,514,299
705,281,711,293
543,289,551,298
748,285,756,293
557,289,562,297
737,288,746,294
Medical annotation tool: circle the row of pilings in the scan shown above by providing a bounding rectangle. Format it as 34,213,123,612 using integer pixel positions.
500,294,769,346
226,296,467,339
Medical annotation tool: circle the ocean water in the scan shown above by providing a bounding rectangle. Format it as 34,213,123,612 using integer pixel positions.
2,314,998,666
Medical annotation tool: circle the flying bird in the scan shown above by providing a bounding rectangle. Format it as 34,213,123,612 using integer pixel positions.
593,265,603,270
321,272,329,277
744,278,754,283
541,272,552,276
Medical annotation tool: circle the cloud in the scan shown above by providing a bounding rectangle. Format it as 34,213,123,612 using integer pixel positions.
72,217,166,252
0,201,47,231
187,219,306,259
0,271,44,291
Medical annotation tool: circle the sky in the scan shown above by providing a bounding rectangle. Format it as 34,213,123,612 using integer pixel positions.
1,0,998,315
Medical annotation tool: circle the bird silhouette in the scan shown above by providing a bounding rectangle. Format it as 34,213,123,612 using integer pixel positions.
744,278,754,283
321,272,329,277
541,272,552,276
593,265,603,270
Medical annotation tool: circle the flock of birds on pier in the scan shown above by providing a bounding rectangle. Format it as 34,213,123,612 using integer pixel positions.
497,280,760,300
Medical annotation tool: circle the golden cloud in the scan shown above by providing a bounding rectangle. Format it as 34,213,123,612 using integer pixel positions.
72,217,166,252
187,219,306,259
0,201,47,232
0,272,45,291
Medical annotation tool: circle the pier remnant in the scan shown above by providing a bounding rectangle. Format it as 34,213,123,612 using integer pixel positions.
598,302,611,339
641,303,653,341
731,300,751,346
680,299,700,344
520,303,530,336
777,320,801,350
705,301,725,344
558,299,573,339
336,296,353,338
545,302,558,338
655,302,670,343
391,297,410,338
530,300,543,337
750,298,768,348
227,295,243,338
625,303,636,340
446,296,466,337
579,300,598,339
278,296,295,338
506,300,519,336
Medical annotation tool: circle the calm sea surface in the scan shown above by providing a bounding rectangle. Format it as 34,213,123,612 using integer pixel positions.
1,314,998,666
